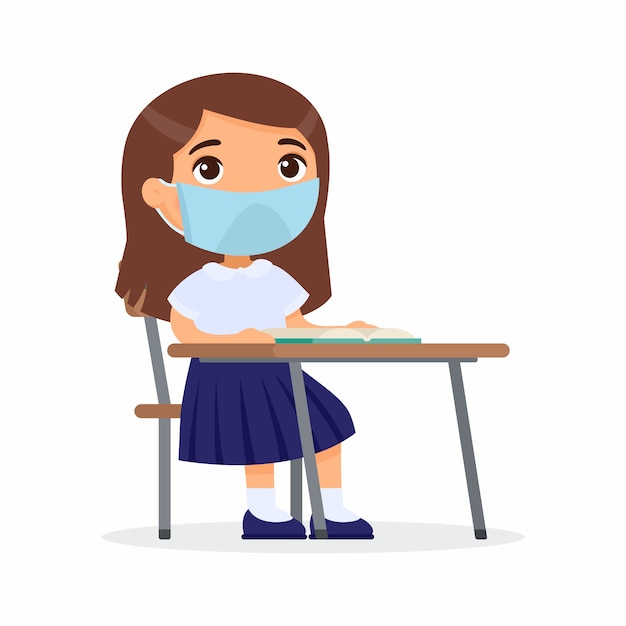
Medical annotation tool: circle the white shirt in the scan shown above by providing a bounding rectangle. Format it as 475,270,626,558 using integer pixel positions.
168,259,309,334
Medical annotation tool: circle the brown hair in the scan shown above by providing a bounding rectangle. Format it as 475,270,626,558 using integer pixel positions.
115,73,331,320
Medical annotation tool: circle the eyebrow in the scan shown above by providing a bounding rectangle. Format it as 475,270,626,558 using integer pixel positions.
278,138,307,150
189,139,221,155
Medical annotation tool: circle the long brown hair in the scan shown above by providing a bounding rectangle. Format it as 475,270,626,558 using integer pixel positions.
115,73,331,320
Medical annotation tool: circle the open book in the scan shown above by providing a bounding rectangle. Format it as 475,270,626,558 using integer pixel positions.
263,327,421,344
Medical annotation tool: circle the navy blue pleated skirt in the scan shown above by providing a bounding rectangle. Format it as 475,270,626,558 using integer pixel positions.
179,360,356,465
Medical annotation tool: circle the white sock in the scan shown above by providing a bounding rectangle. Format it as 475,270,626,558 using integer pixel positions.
246,488,292,522
321,488,359,522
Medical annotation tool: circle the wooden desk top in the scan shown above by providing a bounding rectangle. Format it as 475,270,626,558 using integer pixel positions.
168,343,510,361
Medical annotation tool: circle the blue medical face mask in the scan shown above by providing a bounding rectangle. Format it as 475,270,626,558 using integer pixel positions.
156,178,320,256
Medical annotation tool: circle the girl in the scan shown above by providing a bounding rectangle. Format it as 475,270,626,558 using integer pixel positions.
116,73,373,539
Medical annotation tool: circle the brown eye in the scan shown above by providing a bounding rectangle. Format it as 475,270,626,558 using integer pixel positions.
193,156,223,185
278,154,306,182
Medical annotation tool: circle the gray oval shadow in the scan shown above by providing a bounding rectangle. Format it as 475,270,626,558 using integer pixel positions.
102,521,524,553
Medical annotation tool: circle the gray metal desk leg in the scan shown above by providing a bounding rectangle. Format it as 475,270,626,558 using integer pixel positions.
448,359,487,540
288,361,327,538
145,317,172,540
290,459,303,522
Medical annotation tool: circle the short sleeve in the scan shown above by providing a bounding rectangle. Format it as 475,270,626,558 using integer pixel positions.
168,269,208,320
270,265,309,315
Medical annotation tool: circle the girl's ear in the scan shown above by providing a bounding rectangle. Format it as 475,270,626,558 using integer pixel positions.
142,178,183,231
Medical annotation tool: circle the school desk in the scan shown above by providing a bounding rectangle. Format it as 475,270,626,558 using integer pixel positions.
166,342,510,540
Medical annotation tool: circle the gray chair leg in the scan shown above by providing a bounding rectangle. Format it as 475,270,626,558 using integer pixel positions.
145,317,172,540
448,359,487,539
288,361,327,538
158,419,171,539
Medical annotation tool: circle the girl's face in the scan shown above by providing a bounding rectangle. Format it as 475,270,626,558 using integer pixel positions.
142,110,318,231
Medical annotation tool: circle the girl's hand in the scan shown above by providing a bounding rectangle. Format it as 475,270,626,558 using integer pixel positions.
346,320,377,329
236,328,276,343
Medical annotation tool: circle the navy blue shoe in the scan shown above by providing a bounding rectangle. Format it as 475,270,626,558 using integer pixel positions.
241,510,306,539
309,516,374,539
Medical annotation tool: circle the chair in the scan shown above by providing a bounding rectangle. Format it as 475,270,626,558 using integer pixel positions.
134,317,304,539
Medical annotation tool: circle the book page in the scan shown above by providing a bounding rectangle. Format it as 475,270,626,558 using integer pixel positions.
263,327,420,343
366,328,415,340
317,327,416,340
316,327,370,340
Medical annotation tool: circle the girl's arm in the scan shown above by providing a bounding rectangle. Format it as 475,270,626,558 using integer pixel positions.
170,309,275,343
285,310,376,329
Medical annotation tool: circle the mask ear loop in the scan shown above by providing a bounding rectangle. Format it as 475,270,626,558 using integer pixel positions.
154,179,185,236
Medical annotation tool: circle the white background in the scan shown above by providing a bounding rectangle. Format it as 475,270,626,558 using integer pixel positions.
2,1,625,623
